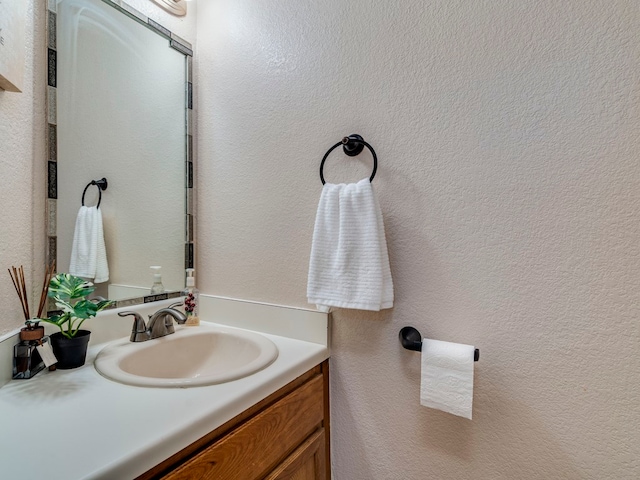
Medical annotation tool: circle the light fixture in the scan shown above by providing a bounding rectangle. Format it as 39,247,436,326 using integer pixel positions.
150,0,187,17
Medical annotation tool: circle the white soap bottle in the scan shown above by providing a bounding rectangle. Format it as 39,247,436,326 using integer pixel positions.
183,268,200,326
150,266,165,294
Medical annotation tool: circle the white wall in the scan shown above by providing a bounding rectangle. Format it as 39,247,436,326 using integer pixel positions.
197,1,640,478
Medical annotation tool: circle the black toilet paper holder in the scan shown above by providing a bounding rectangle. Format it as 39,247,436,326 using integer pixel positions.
399,326,479,362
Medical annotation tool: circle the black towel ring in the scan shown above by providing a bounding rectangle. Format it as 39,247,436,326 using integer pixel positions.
320,134,378,185
81,177,108,208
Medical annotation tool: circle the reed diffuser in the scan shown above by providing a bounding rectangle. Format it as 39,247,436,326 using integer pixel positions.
8,263,56,379
7,263,56,321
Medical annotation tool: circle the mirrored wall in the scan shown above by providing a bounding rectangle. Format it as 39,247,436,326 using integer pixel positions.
46,0,195,310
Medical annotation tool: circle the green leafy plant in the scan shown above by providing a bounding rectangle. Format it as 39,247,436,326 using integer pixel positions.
40,273,112,339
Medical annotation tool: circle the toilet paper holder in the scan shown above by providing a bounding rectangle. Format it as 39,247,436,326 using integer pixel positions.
399,326,479,362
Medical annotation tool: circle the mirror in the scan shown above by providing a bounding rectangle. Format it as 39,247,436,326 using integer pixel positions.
45,0,194,309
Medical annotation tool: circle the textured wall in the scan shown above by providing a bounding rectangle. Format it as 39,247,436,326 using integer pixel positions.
0,0,46,335
197,1,640,478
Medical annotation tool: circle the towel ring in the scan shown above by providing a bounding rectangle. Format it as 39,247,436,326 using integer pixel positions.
81,177,108,208
319,134,378,185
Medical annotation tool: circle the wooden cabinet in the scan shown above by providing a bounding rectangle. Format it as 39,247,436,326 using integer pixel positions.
137,361,330,480
265,429,326,480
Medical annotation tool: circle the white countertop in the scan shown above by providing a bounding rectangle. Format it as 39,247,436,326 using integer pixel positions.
0,297,329,480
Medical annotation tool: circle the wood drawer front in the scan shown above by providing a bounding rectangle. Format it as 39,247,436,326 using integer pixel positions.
163,374,324,480
265,428,326,480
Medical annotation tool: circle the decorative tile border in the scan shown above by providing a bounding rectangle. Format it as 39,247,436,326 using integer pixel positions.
187,134,193,170
47,161,57,199
148,18,170,38
45,0,195,310
118,1,148,23
185,243,194,269
46,199,57,237
47,236,56,269
170,39,193,57
47,11,56,49
46,3,57,275
186,213,194,243
46,86,56,125
184,32,194,274
47,124,56,161
186,187,194,217
106,291,182,311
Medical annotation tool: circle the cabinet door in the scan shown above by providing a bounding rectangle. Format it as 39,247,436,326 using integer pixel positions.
162,375,324,480
265,429,326,480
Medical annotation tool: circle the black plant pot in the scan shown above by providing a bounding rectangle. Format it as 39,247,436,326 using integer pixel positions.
50,330,91,370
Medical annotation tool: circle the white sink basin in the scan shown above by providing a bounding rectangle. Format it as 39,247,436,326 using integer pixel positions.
94,325,279,388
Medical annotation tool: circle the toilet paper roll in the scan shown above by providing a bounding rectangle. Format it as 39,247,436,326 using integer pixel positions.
420,338,475,419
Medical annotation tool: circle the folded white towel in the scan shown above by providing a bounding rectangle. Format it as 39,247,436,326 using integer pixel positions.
307,178,393,311
69,206,109,283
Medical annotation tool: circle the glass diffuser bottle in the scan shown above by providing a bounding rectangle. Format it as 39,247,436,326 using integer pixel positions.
13,321,49,379
183,268,199,326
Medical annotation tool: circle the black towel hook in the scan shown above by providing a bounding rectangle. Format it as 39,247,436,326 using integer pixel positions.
81,177,108,208
319,134,378,185
399,326,479,361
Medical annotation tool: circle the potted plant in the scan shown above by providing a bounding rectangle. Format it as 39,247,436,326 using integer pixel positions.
40,273,112,369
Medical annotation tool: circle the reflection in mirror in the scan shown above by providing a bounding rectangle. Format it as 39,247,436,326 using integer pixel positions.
46,0,194,308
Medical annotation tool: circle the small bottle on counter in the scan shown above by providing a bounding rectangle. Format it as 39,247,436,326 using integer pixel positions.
150,266,165,294
183,268,200,326
13,321,50,379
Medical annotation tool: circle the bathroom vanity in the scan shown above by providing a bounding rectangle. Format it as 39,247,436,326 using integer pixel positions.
0,297,330,480
140,361,329,479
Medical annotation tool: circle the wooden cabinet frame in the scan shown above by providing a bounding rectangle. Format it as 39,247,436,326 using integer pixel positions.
137,360,330,480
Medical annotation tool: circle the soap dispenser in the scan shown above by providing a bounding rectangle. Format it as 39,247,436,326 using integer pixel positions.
182,268,200,326
150,266,165,294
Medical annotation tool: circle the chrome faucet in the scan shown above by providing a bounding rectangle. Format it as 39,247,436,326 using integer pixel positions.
118,302,187,342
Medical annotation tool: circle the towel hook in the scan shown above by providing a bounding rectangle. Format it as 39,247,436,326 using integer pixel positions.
399,326,479,361
319,134,378,185
81,177,108,208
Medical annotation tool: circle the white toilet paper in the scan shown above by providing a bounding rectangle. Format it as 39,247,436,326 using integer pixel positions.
420,338,475,419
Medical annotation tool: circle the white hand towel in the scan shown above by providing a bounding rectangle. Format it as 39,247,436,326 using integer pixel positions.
69,206,109,283
307,178,393,311
420,338,475,419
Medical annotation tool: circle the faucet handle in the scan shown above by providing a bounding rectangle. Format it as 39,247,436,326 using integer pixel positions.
118,311,149,342
118,311,144,326
169,301,183,309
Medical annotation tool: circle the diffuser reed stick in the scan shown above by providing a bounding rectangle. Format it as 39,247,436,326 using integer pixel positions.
19,266,30,319
37,262,56,318
8,266,29,321
8,263,57,321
